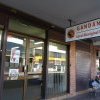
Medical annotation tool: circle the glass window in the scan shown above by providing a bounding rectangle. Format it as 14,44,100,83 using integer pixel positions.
47,42,67,97
0,30,2,49
9,19,45,38
28,39,44,74
4,34,26,80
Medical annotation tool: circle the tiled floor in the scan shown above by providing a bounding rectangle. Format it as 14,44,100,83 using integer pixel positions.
67,92,100,100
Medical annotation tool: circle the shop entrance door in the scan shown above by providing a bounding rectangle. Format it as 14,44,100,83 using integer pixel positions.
25,38,44,100
3,33,44,100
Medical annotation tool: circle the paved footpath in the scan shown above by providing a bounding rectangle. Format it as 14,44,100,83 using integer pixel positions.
66,92,100,100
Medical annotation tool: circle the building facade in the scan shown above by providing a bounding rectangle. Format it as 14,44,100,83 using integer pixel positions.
0,5,70,100
0,4,97,100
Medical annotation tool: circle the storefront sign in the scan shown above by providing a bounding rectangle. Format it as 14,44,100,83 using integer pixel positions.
10,47,20,63
66,19,100,42
9,69,19,80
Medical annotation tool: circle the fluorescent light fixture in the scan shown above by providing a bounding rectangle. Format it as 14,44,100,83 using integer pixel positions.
49,45,57,51
57,50,66,53
30,40,34,42
32,45,66,53
34,41,43,45
35,47,43,49
7,37,23,45
0,31,2,40
49,45,66,53
12,47,19,49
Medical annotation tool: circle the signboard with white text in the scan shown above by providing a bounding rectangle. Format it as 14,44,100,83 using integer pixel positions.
66,19,100,42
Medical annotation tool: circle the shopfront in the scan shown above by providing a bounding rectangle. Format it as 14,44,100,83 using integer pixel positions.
66,19,100,95
0,11,69,100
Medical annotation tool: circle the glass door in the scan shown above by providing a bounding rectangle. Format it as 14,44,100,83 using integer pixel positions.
3,33,27,100
26,38,44,100
3,33,44,100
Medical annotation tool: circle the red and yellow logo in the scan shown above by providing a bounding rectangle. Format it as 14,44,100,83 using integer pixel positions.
67,29,75,38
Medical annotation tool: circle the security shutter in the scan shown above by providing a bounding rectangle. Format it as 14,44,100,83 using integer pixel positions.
76,42,91,91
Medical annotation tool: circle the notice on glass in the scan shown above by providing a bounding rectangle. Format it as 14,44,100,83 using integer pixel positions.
10,48,20,64
9,69,19,80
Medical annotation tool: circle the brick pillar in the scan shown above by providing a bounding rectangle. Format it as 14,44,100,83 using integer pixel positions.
90,45,96,79
69,42,76,95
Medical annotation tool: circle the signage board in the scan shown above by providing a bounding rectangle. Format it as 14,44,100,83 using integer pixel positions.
9,69,19,80
66,19,100,42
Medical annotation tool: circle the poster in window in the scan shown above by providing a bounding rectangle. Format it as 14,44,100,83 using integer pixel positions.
10,48,20,63
9,69,19,80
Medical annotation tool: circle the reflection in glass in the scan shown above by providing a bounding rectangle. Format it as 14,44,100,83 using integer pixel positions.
28,39,44,75
47,42,67,97
0,30,2,49
26,39,44,100
5,34,26,80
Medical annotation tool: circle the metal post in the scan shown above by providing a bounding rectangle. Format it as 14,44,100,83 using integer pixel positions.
0,15,9,100
68,19,72,27
41,29,49,99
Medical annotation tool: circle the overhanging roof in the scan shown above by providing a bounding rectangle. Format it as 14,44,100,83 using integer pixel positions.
0,0,100,29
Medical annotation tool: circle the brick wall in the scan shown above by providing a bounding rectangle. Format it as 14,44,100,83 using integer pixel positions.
69,42,76,95
90,45,96,79
68,42,96,97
